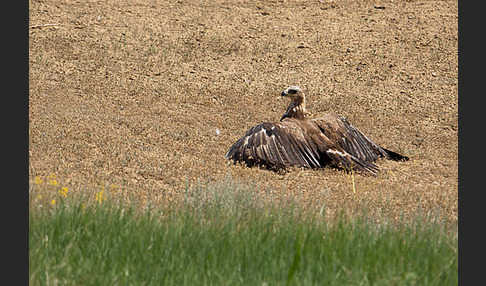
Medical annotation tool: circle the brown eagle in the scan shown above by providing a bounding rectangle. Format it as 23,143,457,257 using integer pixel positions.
225,86,408,175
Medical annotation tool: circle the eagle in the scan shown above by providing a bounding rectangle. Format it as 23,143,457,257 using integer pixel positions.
225,86,409,175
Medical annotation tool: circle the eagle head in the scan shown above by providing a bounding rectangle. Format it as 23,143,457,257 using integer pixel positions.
280,86,306,121
281,86,302,98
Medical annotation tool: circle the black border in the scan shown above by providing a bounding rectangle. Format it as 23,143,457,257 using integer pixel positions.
8,0,30,284
458,1,467,285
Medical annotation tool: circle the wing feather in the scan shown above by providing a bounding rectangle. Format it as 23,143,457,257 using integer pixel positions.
326,148,379,175
275,127,309,167
291,134,321,168
286,133,312,168
313,114,388,162
225,120,323,169
269,135,286,165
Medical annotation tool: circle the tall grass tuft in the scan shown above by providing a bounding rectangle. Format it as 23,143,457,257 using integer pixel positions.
29,179,457,285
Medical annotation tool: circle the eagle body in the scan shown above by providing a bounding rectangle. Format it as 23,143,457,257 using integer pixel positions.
225,86,408,175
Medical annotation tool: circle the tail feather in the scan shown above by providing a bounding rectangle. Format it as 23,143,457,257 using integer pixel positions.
383,148,409,161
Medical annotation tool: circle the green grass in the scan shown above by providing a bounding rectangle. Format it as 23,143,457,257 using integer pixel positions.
29,181,457,285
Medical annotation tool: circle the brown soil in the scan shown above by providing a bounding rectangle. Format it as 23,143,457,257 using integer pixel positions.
29,0,458,224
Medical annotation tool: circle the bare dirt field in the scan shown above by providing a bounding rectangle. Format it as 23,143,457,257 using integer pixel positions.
29,0,458,224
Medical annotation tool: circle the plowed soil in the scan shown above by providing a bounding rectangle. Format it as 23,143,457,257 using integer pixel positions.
29,0,458,224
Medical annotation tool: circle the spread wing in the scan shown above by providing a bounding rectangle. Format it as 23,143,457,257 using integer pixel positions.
225,120,323,169
312,113,407,162
225,119,380,174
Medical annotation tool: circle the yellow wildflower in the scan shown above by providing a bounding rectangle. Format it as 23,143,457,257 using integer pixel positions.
95,190,104,204
51,199,56,205
59,187,68,198
34,176,43,185
47,174,57,186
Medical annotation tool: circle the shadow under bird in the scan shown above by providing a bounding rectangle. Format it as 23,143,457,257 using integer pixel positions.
225,86,409,175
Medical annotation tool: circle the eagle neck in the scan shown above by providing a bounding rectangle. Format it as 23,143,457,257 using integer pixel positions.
281,95,306,121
